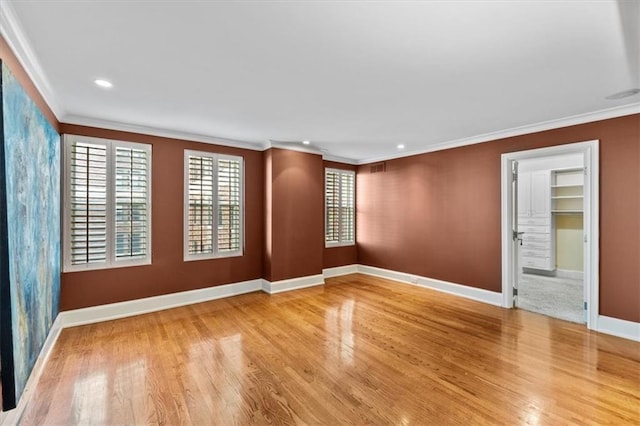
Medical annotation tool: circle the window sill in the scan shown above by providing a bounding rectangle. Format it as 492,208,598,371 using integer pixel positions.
325,242,356,249
63,258,151,273
184,251,243,262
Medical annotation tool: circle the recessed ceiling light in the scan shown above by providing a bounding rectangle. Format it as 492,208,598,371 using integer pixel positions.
94,79,113,88
302,140,310,145
397,144,405,149
605,88,640,100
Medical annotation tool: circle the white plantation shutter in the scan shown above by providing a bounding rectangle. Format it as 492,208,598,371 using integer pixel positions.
64,136,152,271
187,155,215,255
69,142,108,265
217,157,242,252
340,172,355,242
115,147,150,259
185,151,243,260
325,171,340,243
325,169,355,246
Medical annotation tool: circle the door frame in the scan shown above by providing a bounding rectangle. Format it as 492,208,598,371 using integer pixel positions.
500,140,599,329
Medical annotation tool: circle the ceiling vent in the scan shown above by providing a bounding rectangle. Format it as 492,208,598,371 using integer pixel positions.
370,162,386,173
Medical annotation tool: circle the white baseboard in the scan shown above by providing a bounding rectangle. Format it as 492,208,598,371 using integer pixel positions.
0,316,64,426
58,278,263,328
262,274,325,294
357,264,503,306
323,265,358,278
555,269,584,280
597,315,640,342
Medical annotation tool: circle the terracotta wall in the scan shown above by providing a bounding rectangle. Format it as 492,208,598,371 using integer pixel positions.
323,160,358,269
264,149,324,282
263,149,273,280
60,124,264,310
357,114,640,323
3,34,637,322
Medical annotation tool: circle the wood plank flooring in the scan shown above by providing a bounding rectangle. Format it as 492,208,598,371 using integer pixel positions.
20,274,640,425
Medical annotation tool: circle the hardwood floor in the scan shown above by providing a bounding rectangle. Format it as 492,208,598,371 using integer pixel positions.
20,274,640,425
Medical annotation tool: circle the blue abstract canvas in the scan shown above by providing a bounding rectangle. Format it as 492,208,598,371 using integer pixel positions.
0,62,60,408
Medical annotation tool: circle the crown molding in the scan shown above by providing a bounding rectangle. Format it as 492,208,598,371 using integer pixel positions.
263,142,359,164
357,102,640,164
322,153,359,165
265,140,324,156
63,115,364,163
62,113,265,151
0,0,64,118
2,0,636,164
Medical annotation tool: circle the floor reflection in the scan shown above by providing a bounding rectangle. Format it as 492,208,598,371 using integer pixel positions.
325,299,355,365
188,333,244,421
71,370,107,424
20,276,640,424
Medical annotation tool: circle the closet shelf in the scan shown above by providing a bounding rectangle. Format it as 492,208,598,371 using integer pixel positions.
551,195,583,199
551,184,583,188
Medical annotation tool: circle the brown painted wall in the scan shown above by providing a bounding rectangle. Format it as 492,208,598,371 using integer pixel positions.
60,124,264,310
3,35,637,321
0,36,59,131
263,149,273,280
323,160,358,269
357,114,640,323
266,149,324,282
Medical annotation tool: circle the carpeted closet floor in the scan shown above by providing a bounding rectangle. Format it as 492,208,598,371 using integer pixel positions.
518,273,584,323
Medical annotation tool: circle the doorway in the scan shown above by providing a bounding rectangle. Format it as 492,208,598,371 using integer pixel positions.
501,141,599,330
516,155,584,322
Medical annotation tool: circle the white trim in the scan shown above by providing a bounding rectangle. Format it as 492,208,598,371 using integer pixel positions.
358,103,639,165
585,142,599,329
0,316,63,426
63,103,640,166
501,140,599,330
265,140,324,156
323,264,358,278
262,274,325,295
596,316,640,342
262,142,359,165
322,153,359,165
325,241,356,248
0,0,64,119
62,114,265,152
555,269,584,280
357,265,503,306
501,157,513,310
58,279,263,328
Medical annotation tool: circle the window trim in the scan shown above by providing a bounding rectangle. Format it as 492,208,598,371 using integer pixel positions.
62,134,152,272
183,150,244,261
325,168,356,248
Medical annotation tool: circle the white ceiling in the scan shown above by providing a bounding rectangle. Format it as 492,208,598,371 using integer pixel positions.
3,0,639,163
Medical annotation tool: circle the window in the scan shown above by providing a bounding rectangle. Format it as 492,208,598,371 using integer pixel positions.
325,168,355,246
184,150,243,260
63,135,152,272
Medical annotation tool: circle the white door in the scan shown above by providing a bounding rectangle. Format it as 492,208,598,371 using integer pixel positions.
512,161,523,305
531,171,550,217
517,172,531,217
